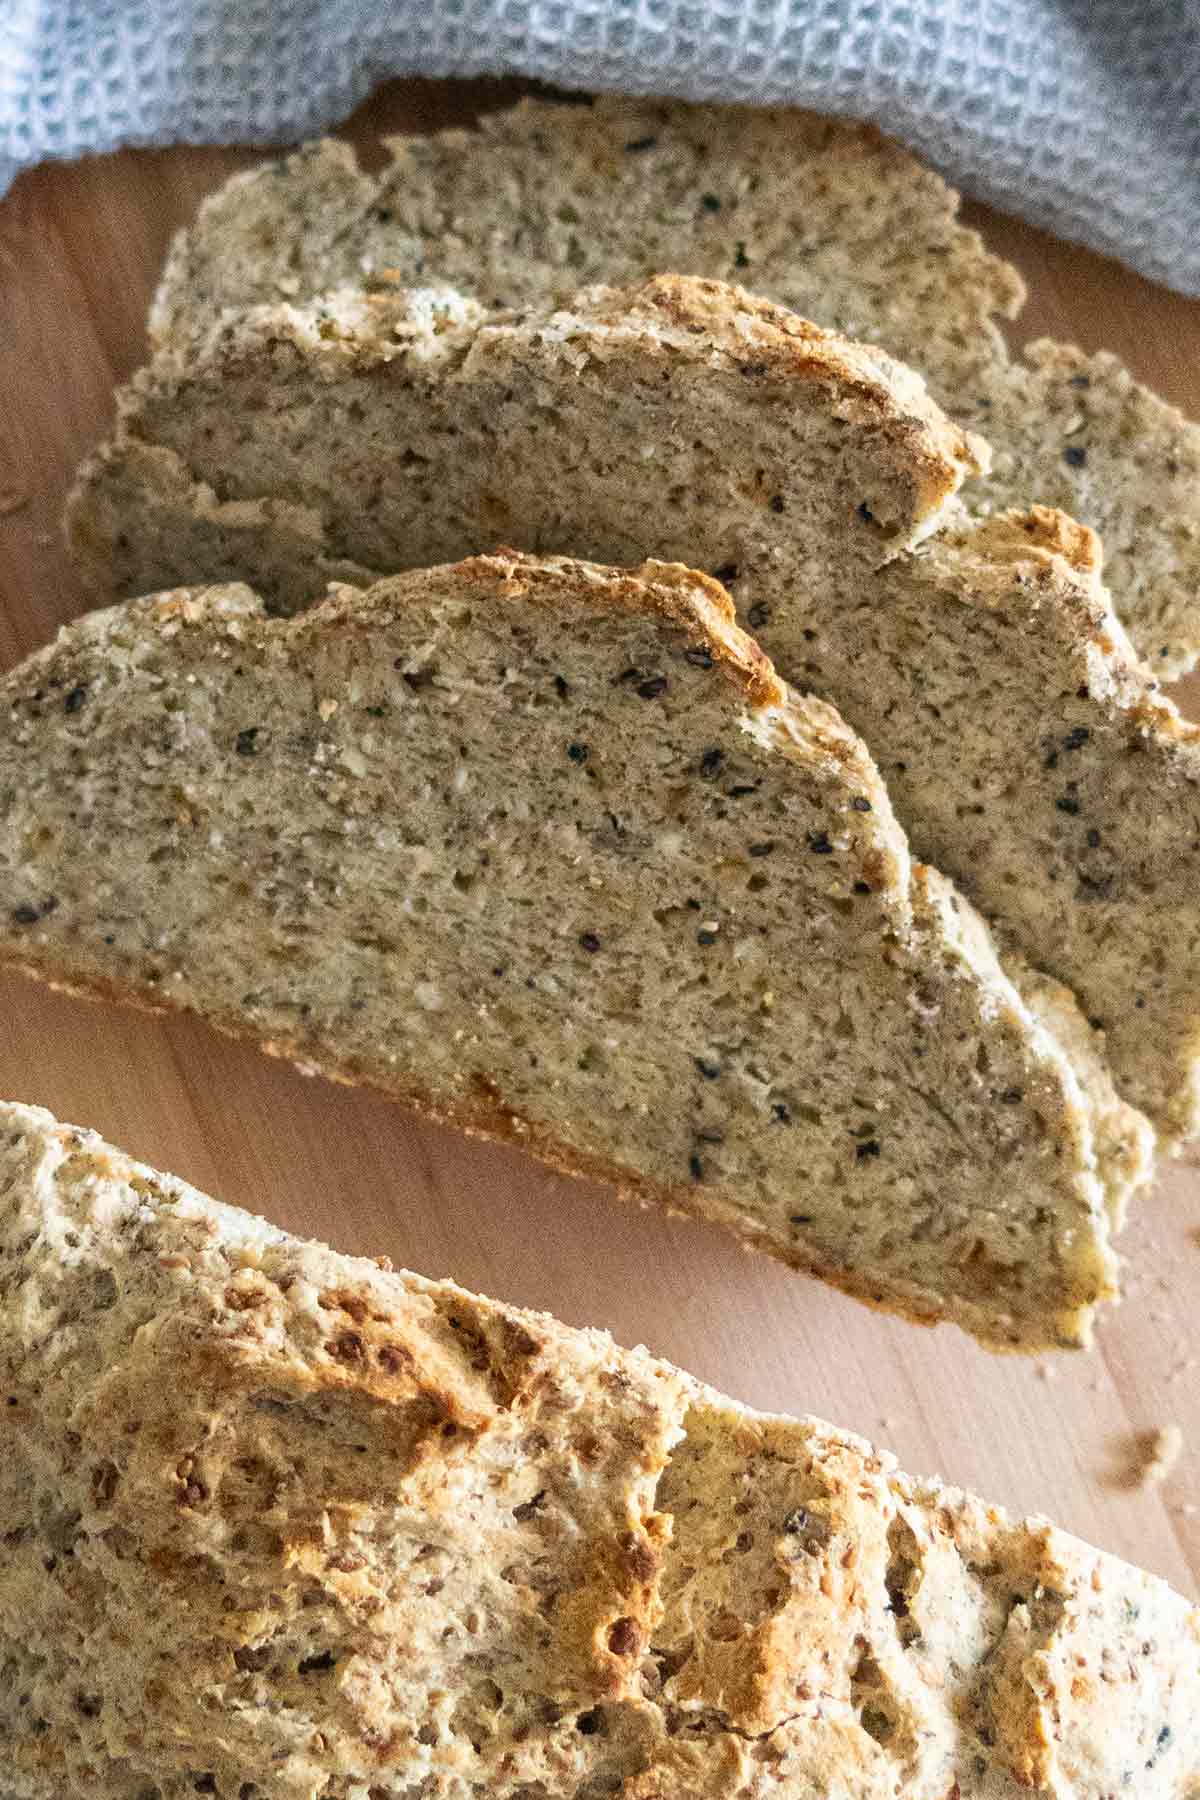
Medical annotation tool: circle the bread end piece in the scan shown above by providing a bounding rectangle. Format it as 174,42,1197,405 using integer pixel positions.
0,1099,1195,1800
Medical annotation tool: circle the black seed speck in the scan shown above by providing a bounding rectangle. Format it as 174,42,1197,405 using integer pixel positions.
712,562,740,584
684,647,714,669
1086,828,1102,848
858,502,876,524
747,602,770,628
686,897,701,910
855,1139,882,1159
697,929,718,946
748,841,775,858
579,932,601,953
734,242,750,269
624,134,657,152
235,728,260,756
699,746,724,778
1000,1087,1024,1105
11,905,39,926
1063,445,1088,468
636,675,668,699
853,880,872,894
567,742,589,763
1055,795,1081,815
577,1709,604,1736
772,1103,791,1124
700,192,722,212
689,1154,704,1181
1070,372,1091,389
1063,726,1090,750
851,796,872,812
297,1651,336,1675
554,674,569,698
1044,750,1059,769
694,1058,721,1080
63,686,87,714
728,783,759,797
769,494,785,514
808,831,834,854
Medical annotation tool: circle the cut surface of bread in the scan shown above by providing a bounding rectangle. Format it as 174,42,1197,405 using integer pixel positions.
0,554,1129,1349
68,277,1200,1141
141,96,1200,676
1,1099,1197,1800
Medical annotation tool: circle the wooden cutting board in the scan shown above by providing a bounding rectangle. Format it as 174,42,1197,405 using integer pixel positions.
1,77,1197,1597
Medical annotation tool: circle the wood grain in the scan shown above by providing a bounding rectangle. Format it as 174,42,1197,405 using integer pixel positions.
1,79,1197,1597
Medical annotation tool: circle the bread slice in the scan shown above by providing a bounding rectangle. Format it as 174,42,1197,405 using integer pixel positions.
141,96,1200,677
67,276,1199,1141
0,552,1133,1349
1,1099,1196,1800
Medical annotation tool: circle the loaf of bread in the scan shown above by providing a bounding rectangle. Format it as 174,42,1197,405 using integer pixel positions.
1,1098,1196,1800
0,552,1137,1349
139,96,1200,677
67,275,1200,1141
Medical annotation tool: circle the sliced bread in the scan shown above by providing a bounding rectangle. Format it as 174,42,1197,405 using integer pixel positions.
142,96,1200,677
67,277,1200,1140
0,553,1134,1349
1,1099,1197,1800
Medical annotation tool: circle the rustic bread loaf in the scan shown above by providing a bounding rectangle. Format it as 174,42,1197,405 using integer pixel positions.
1,1099,1196,1800
68,276,1200,1141
0,553,1134,1349
141,96,1200,677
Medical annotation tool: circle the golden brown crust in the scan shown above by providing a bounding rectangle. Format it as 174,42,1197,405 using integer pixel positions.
615,274,990,512
389,550,787,712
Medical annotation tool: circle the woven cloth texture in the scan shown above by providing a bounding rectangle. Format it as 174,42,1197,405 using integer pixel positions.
2,1,1199,293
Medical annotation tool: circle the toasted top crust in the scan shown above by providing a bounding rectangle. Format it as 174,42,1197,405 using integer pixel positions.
1,1100,1196,1799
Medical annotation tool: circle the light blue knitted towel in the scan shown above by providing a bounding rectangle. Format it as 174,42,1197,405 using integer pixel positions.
2,1,1198,294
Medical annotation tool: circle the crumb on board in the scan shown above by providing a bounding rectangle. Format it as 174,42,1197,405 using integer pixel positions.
1139,1424,1184,1489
